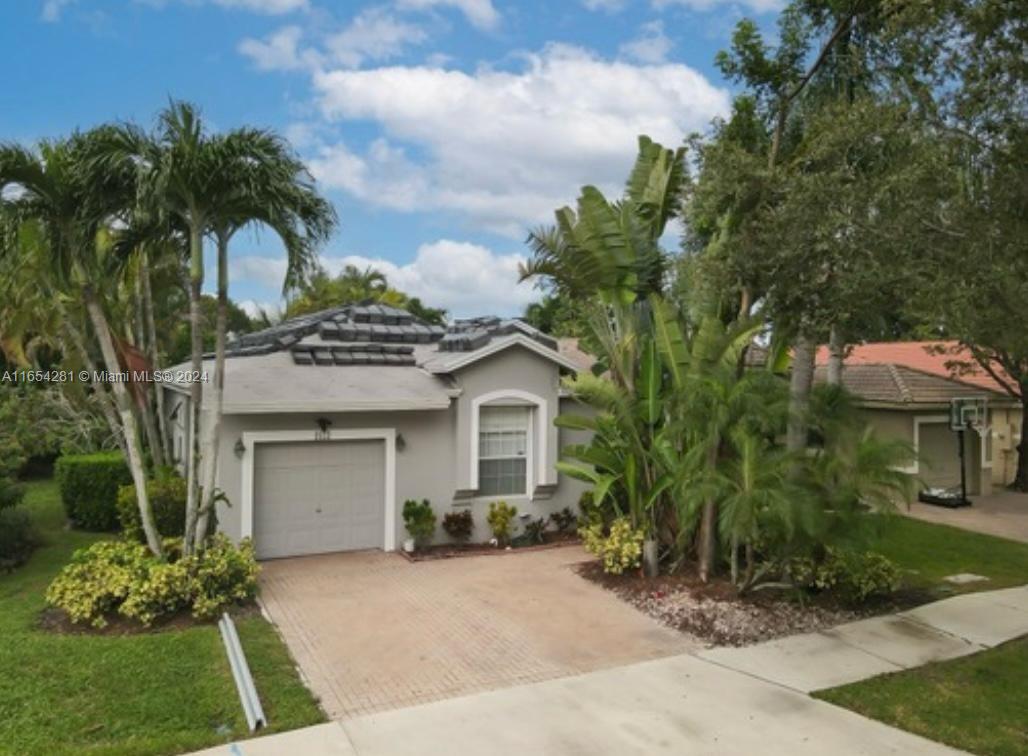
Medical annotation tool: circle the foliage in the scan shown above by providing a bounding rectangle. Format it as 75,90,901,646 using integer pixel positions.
166,294,259,365
0,475,25,512
44,534,259,628
116,472,216,543
402,499,437,547
54,452,132,532
285,264,446,324
0,507,39,570
787,548,902,604
441,509,473,542
523,517,549,545
579,517,645,575
1,480,323,754
486,501,518,546
0,385,117,475
550,507,577,533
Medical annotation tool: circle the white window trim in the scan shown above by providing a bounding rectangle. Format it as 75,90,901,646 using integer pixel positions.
470,390,548,497
239,428,397,552
898,415,950,475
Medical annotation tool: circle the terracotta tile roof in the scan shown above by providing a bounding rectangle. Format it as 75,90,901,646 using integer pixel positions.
814,363,1007,406
814,340,1014,395
557,338,597,372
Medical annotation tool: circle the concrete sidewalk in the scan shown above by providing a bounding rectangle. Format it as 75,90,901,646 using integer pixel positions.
193,586,1028,756
696,585,1028,693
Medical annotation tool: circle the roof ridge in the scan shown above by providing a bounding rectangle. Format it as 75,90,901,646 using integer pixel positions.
890,362,1004,398
885,363,913,403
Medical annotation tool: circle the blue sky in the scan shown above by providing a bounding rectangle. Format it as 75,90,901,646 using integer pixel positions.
0,0,780,318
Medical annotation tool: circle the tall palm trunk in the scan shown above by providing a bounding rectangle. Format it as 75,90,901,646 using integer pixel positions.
827,325,845,386
140,248,169,467
183,223,205,555
82,283,162,557
59,310,127,458
195,232,229,548
787,334,816,468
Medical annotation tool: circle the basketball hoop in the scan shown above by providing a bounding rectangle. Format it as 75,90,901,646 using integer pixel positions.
950,396,988,434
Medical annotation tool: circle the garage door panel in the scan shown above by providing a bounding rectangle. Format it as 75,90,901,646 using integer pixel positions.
254,439,386,559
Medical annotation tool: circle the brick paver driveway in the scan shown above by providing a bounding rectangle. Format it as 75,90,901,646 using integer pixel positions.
905,490,1028,543
259,545,694,720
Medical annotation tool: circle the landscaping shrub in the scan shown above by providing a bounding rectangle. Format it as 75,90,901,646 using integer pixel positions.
402,499,436,548
54,452,131,531
0,471,37,570
441,509,473,542
787,548,902,604
580,516,644,575
0,507,39,570
486,501,517,546
524,516,548,544
44,534,260,628
116,471,193,542
550,507,577,532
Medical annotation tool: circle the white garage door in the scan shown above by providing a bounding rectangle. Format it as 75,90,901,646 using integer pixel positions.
254,439,386,560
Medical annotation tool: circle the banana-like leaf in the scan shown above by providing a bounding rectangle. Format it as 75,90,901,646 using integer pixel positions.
553,413,599,432
638,336,661,426
650,294,688,388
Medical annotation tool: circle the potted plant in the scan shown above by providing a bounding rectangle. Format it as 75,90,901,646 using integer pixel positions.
402,499,436,552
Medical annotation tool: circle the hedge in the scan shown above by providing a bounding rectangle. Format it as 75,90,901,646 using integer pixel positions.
54,452,132,531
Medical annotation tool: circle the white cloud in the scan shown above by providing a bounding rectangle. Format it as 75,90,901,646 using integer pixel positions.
324,7,428,68
308,44,728,235
230,240,535,316
582,0,626,11
41,0,76,22
652,0,784,13
395,0,500,30
619,20,673,64
228,255,290,290
237,299,282,320
238,25,314,71
326,241,535,316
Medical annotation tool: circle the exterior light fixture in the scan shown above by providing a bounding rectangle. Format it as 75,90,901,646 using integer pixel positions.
234,438,246,458
396,433,407,452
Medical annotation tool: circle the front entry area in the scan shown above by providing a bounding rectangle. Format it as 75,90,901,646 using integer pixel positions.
253,439,387,560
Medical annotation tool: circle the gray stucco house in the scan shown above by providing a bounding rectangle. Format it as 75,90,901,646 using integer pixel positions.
163,304,590,559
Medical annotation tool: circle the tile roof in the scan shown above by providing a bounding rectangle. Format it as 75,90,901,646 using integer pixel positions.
814,341,1014,395
814,363,1008,406
219,302,562,370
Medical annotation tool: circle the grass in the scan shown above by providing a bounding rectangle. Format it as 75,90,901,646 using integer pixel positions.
816,636,1028,755
875,514,1028,595
0,480,324,756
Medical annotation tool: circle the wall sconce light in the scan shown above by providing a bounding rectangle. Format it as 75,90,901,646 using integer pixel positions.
234,438,246,458
396,433,407,452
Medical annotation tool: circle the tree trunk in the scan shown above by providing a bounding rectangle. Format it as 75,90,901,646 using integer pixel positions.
183,224,205,556
698,441,719,582
60,317,126,458
1014,391,1028,492
82,285,163,557
827,325,845,386
787,333,816,467
195,233,230,549
141,248,169,467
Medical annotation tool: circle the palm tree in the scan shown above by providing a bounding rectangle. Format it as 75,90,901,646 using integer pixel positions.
193,128,335,548
0,135,163,555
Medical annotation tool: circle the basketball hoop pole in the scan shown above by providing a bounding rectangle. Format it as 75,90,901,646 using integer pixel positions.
957,428,967,505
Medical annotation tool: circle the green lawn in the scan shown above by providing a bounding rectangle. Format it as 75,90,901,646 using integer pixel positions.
0,480,324,756
875,514,1028,595
816,636,1028,756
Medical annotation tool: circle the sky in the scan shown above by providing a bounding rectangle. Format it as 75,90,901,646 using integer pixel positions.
0,0,781,318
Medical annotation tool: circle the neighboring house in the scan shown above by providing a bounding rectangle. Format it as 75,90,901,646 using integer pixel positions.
164,304,591,560
813,341,1024,494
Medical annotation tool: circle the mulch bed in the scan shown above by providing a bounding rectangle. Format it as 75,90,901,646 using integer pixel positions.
401,531,579,562
576,561,931,647
37,603,260,636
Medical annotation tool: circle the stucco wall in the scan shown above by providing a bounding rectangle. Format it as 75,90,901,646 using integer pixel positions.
167,346,590,553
